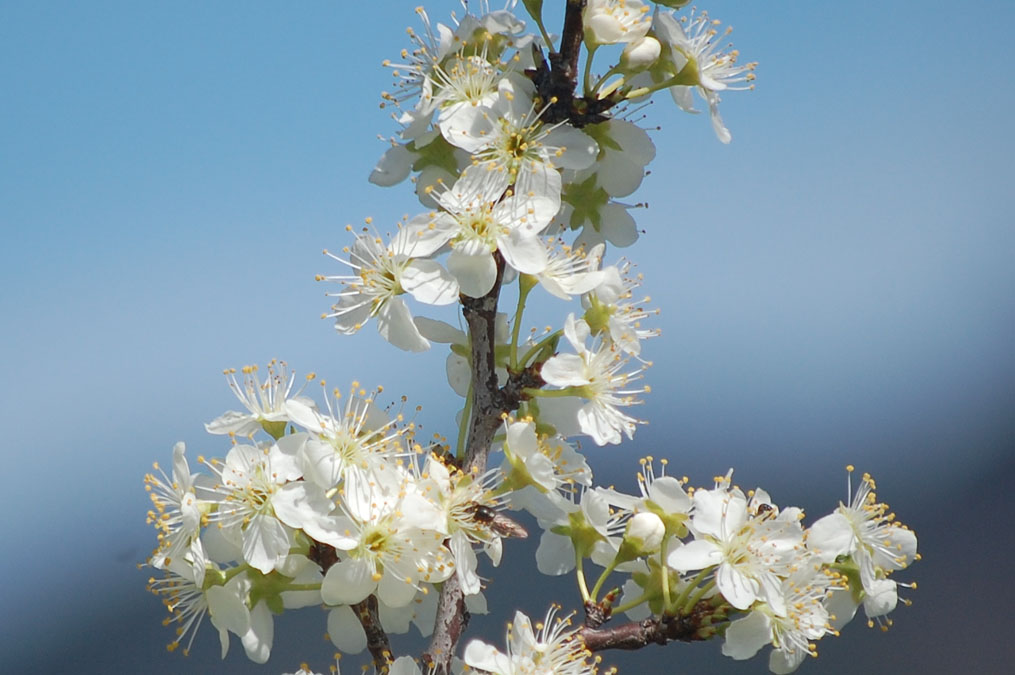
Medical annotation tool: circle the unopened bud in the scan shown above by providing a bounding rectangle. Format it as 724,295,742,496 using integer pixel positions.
621,37,661,72
627,512,665,552
615,511,666,563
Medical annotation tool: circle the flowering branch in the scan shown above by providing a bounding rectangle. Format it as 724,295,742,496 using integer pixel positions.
141,4,918,675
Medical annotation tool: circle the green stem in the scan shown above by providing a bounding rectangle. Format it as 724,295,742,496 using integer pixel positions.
582,43,599,97
589,558,619,602
683,579,717,616
575,555,591,602
284,583,322,593
510,275,537,369
670,567,712,614
525,385,585,399
456,379,474,460
613,592,653,615
659,546,672,610
624,61,699,100
519,329,562,368
591,64,623,98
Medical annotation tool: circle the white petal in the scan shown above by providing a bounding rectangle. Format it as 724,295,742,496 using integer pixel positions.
414,316,466,343
403,259,460,305
204,410,260,436
369,144,415,186
464,639,512,675
721,610,771,660
392,213,455,258
769,647,807,675
666,538,721,572
545,125,599,170
378,570,418,608
535,531,575,575
389,656,423,675
807,512,855,563
499,230,548,275
451,531,482,596
377,297,430,352
242,513,291,574
540,354,589,387
240,601,274,664
321,558,376,606
716,562,759,610
207,584,250,637
447,249,497,298
327,605,368,653
862,578,898,618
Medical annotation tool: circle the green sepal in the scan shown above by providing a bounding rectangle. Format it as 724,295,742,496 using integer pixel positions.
261,419,288,440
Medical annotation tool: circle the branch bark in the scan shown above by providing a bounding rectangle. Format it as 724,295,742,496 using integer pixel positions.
352,595,394,673
424,255,507,674
578,601,719,652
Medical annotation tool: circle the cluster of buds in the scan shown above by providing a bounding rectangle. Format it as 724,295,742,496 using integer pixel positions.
144,2,916,674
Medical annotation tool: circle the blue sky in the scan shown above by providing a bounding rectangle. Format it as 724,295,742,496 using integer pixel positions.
2,1,1013,672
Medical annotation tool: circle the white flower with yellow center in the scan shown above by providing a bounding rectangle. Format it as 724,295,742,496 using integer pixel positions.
201,434,313,574
205,360,313,438
320,466,453,609
500,419,592,507
458,77,599,205
584,0,653,46
396,174,558,297
320,227,459,352
667,476,805,614
582,259,659,357
464,606,600,675
649,9,757,143
537,241,607,301
416,452,509,595
145,442,204,573
540,314,647,446
807,468,918,623
285,381,409,491
722,565,837,674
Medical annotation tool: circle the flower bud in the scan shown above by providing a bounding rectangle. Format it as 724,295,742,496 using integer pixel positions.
627,512,665,552
615,511,666,563
620,36,661,72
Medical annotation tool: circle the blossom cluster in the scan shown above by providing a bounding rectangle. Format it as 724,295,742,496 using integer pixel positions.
145,362,502,661
143,2,918,674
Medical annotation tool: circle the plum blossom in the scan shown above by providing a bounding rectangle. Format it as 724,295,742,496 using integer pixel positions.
395,174,557,297
319,465,453,609
582,259,659,357
201,434,310,574
463,607,600,675
540,314,647,445
583,0,653,46
807,469,918,625
320,228,458,352
649,9,757,143
722,566,837,674
204,361,313,439
667,475,806,614
145,442,204,572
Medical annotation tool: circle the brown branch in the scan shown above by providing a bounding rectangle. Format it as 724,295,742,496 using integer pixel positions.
352,595,393,673
424,255,507,675
545,0,586,123
578,601,720,652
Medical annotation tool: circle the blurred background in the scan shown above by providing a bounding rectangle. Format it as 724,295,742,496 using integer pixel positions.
1,0,1012,672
